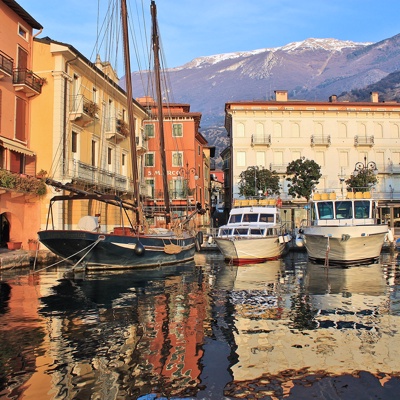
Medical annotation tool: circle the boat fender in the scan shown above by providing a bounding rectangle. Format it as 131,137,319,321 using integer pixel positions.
195,239,201,252
298,228,304,234
134,241,145,256
295,234,304,247
386,230,394,243
197,231,204,245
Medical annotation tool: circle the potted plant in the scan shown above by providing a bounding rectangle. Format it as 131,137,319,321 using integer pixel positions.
7,241,22,250
28,238,39,251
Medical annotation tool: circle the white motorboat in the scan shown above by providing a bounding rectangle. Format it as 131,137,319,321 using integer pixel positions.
298,192,391,266
214,199,291,265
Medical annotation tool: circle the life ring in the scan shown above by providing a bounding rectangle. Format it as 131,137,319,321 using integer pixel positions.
276,198,282,208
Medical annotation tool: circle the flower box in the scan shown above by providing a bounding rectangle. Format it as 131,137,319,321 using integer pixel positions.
7,241,22,250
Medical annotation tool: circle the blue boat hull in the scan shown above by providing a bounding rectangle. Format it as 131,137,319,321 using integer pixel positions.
38,230,197,270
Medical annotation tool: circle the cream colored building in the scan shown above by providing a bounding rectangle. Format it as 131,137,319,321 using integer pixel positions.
31,37,148,232
223,90,400,227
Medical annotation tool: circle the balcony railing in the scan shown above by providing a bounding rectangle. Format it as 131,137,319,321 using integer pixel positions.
252,133,271,146
68,159,129,192
269,163,287,174
310,134,331,147
69,95,98,126
0,50,13,78
105,117,129,141
354,135,374,147
13,68,43,96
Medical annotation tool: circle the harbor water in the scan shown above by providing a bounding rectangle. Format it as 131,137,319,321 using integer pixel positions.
1,251,400,399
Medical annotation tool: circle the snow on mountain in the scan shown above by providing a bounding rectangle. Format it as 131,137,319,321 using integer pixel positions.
173,38,370,70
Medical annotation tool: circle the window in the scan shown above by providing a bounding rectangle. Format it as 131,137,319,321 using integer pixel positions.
91,140,96,166
71,132,78,153
108,147,112,165
122,153,126,166
172,151,183,167
236,151,246,167
317,201,334,219
355,201,370,219
145,124,155,138
236,123,245,137
18,24,28,40
335,201,353,219
172,123,183,137
145,152,154,167
15,97,27,141
93,87,97,103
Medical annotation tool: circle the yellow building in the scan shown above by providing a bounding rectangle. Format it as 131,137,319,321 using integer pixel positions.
31,37,148,233
223,90,400,227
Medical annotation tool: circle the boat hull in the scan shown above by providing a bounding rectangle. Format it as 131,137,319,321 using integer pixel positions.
38,230,196,269
303,225,388,265
214,236,287,265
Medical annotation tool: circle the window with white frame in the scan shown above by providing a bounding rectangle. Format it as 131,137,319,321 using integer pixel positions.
145,152,155,167
172,123,183,137
172,151,183,167
145,124,155,138
18,24,28,40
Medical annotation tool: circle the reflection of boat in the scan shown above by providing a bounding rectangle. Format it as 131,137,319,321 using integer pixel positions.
214,199,291,265
298,192,390,265
38,1,204,269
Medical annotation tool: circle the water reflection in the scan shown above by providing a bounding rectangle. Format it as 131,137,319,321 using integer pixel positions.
0,252,399,399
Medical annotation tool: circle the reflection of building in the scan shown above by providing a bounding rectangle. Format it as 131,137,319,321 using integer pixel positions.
222,90,400,229
0,1,43,247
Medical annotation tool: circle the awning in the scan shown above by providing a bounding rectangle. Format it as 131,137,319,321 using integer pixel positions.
0,136,35,156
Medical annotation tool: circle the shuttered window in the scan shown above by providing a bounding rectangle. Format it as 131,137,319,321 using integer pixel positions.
15,97,27,141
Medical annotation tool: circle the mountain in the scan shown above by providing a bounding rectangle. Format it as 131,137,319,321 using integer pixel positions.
130,34,400,156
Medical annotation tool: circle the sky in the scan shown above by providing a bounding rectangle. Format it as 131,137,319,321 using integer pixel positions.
17,0,400,73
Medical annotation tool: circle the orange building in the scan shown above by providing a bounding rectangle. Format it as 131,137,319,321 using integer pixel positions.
0,0,44,249
138,97,210,225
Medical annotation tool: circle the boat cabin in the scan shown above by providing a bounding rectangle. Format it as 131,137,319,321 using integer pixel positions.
310,193,378,226
218,205,282,238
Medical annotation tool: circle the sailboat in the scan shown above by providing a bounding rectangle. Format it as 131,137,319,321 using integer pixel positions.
38,0,204,270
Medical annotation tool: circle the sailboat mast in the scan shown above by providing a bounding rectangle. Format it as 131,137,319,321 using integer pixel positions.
151,0,171,225
121,0,140,214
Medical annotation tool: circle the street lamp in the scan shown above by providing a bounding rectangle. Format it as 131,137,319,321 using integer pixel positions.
178,162,198,198
353,156,378,190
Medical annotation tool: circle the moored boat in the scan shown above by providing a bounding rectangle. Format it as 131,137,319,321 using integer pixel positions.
298,191,390,265
37,1,205,270
214,198,291,265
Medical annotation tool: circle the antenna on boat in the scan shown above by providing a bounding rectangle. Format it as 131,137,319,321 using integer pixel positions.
151,0,171,225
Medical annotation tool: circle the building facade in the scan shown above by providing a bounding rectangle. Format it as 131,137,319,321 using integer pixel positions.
138,97,210,227
0,0,44,248
31,37,148,233
223,90,400,228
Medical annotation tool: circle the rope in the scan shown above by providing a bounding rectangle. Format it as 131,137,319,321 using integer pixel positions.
324,236,330,268
31,237,104,274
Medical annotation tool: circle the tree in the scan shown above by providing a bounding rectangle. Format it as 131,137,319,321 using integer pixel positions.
238,166,280,198
286,157,321,201
345,169,378,193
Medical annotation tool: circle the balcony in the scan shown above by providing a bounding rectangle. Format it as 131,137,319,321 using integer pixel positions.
354,135,374,147
136,132,148,153
68,160,129,192
252,133,271,146
69,95,98,127
269,163,287,174
0,50,13,79
105,117,129,142
310,134,331,147
13,68,43,97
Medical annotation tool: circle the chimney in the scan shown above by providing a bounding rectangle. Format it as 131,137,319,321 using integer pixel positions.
329,95,337,102
370,92,379,103
275,90,288,102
